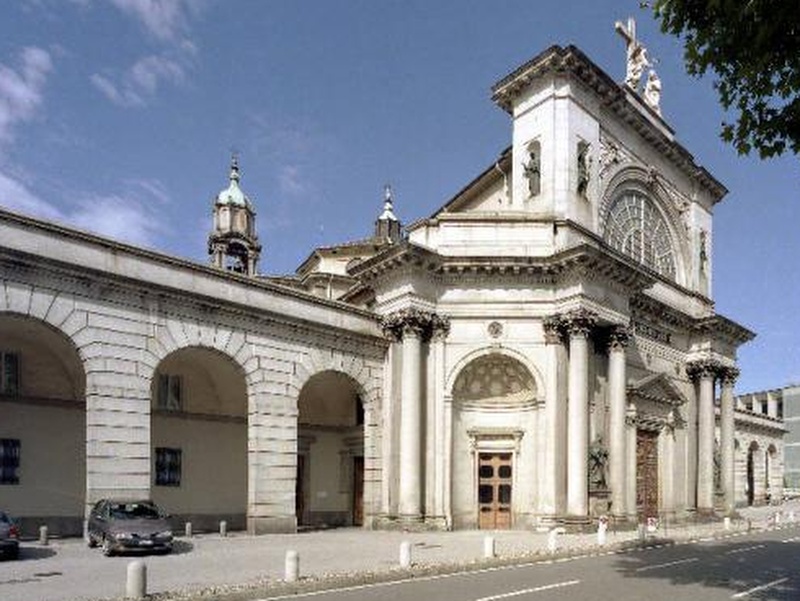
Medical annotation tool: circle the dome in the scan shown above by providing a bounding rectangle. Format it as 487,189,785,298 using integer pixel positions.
215,156,252,208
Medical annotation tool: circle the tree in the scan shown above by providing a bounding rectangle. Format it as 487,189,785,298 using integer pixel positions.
654,0,800,158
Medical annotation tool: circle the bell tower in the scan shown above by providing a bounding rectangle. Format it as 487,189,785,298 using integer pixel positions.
208,156,262,276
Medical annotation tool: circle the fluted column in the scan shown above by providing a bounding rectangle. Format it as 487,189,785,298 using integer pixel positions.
720,367,739,515
689,360,718,514
607,326,629,518
626,404,638,520
541,315,567,517
565,309,597,517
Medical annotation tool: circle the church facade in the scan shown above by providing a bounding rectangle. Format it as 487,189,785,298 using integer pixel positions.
0,43,780,536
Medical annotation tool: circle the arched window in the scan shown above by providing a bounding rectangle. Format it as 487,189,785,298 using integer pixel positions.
604,191,676,280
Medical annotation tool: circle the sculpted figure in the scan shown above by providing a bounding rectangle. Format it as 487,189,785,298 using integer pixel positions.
577,141,591,197
589,437,609,491
522,146,541,196
643,70,662,115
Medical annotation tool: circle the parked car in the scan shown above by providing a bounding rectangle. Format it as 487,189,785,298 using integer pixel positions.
87,499,173,556
0,511,20,560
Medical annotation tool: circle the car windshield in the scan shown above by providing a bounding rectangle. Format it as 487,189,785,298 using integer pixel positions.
109,503,161,520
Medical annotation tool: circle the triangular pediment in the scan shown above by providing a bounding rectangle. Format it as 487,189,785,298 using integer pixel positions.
628,372,687,406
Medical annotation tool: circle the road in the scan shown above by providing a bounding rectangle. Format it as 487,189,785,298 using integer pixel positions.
253,529,800,601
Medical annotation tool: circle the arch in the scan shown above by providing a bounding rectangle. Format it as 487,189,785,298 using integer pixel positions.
150,345,248,530
446,346,544,402
290,348,380,414
599,165,690,286
0,311,87,535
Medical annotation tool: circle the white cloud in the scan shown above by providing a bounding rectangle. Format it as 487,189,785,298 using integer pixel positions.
91,53,185,108
279,165,308,196
0,170,167,248
109,0,191,43
0,46,53,147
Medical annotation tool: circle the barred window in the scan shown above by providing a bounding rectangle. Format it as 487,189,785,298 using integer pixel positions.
156,374,182,411
1,352,19,396
0,439,20,485
604,191,676,280
155,447,181,487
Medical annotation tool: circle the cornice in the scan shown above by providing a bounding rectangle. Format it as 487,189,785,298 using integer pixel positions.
694,315,756,346
490,45,726,202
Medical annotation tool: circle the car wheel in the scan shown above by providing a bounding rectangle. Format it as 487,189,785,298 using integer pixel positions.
101,536,113,557
8,547,19,560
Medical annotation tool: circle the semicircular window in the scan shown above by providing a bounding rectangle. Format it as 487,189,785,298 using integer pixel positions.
604,191,676,280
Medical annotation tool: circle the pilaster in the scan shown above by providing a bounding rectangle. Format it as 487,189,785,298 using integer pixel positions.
719,366,739,515
607,326,629,519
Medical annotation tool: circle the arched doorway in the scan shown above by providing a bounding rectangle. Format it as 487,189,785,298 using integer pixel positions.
150,347,247,531
297,371,364,528
746,441,759,506
767,444,777,504
451,352,538,530
0,314,85,536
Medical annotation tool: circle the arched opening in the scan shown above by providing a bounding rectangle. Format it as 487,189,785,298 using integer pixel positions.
747,441,760,506
150,347,247,531
0,314,85,536
297,370,364,529
767,444,778,504
450,352,538,530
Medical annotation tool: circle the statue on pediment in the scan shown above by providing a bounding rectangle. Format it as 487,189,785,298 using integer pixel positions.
644,70,662,115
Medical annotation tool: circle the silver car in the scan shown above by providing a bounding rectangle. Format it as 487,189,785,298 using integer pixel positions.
87,500,173,556
0,511,20,560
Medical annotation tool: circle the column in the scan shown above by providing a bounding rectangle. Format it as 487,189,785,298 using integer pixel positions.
398,322,423,518
662,412,676,516
541,315,567,517
607,326,629,518
626,404,638,520
685,376,698,510
429,317,450,523
566,309,596,517
767,392,778,418
720,367,739,514
690,361,718,513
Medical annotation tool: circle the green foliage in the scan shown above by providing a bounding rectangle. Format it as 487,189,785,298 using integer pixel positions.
654,0,800,158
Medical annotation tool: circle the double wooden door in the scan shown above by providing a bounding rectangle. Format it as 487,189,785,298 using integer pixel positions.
636,429,659,518
478,452,512,529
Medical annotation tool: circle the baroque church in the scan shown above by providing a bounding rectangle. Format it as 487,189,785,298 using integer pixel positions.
0,32,785,536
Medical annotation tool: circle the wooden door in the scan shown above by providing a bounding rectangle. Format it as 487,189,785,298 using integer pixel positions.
478,453,512,529
636,429,659,519
352,456,364,526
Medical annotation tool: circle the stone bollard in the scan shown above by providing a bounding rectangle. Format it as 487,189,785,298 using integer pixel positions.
597,517,608,546
483,536,495,559
219,520,227,537
126,560,147,599
39,525,48,546
775,512,782,526
184,522,192,538
547,527,565,553
284,550,299,582
724,516,731,531
399,540,412,568
637,523,646,542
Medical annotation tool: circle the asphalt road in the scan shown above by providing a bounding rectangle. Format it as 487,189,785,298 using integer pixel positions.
254,529,800,601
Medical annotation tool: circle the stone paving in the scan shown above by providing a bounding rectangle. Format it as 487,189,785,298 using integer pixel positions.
1,501,798,601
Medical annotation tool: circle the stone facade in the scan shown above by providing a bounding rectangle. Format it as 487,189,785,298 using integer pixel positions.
0,43,779,535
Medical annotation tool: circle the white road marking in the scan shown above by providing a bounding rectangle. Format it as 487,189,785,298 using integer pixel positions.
731,577,789,598
474,580,581,601
634,557,699,572
724,544,766,555
782,535,800,543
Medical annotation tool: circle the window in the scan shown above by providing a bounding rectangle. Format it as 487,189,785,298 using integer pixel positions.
0,439,20,484
1,352,19,396
156,374,182,411
155,447,181,486
604,191,676,280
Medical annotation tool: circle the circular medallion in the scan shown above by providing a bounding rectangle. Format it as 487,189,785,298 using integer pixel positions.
487,321,503,338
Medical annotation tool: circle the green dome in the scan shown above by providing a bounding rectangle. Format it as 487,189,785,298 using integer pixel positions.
215,157,251,208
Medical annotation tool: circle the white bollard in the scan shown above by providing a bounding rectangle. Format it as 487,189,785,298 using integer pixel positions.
597,521,608,546
775,512,782,525
724,516,731,531
638,523,646,542
219,520,227,537
547,527,564,553
284,550,299,582
184,521,192,538
399,540,412,568
483,536,495,558
126,560,147,599
39,525,48,546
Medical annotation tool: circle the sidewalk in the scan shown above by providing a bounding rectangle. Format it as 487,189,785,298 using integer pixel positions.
3,501,799,601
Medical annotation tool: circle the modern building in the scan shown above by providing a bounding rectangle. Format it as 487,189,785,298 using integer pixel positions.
0,39,781,536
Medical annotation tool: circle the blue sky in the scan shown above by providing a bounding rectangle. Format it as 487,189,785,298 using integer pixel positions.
1,1,797,393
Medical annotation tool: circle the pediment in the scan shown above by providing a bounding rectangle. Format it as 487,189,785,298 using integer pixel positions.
628,372,687,406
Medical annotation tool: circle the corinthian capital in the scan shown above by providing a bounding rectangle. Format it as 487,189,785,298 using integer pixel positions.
542,314,566,345
607,325,630,351
564,308,598,337
685,359,722,382
719,366,740,386
379,308,449,342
